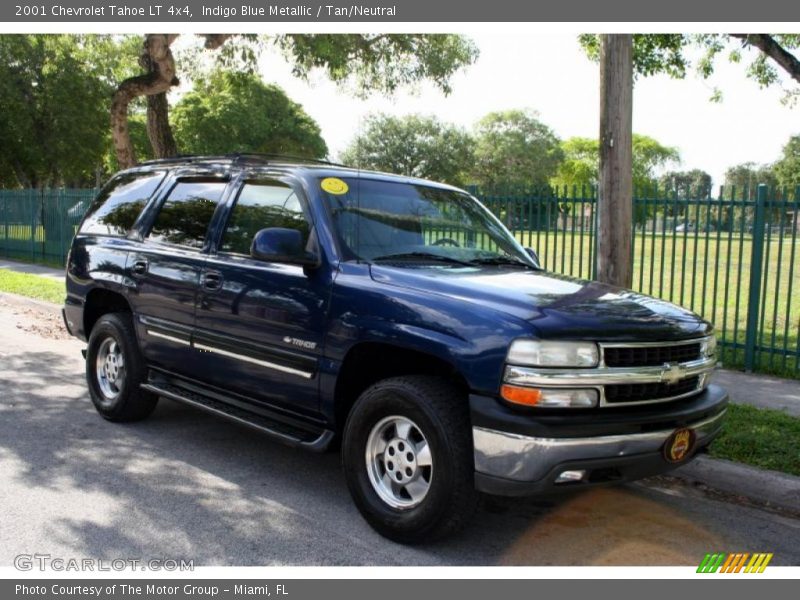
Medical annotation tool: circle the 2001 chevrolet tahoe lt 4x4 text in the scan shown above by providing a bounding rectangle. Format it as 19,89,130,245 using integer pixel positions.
64,155,728,543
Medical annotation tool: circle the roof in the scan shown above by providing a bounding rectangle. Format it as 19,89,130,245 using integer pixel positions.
133,153,464,193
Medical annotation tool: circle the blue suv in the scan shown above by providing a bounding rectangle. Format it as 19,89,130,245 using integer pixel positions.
64,154,728,543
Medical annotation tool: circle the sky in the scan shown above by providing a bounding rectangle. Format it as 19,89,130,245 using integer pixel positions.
244,33,799,188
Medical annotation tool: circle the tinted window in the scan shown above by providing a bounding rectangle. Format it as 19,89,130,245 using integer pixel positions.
220,182,310,255
147,181,226,248
323,178,531,263
80,171,165,236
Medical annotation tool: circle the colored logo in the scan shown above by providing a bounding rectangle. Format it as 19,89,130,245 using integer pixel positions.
663,427,695,463
321,177,349,195
697,553,773,573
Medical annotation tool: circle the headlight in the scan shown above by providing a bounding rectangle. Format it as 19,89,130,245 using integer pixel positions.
507,339,599,368
701,335,717,359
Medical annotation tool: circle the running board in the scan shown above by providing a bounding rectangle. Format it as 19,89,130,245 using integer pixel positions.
141,382,334,452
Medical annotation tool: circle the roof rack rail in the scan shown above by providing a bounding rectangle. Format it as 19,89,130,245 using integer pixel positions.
139,153,350,169
231,153,350,168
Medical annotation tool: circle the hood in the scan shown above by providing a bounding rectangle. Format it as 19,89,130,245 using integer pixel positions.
369,265,711,342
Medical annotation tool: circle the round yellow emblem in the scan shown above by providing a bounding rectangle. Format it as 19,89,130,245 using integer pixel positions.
663,427,696,463
321,177,349,195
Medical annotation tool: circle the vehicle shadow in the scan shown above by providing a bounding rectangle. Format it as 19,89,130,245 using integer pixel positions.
0,349,737,566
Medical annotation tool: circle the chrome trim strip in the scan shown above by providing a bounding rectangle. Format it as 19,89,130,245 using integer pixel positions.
147,330,191,346
504,355,717,387
598,336,710,348
193,342,314,379
473,408,727,482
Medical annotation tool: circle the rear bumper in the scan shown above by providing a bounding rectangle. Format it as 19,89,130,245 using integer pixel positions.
471,384,728,496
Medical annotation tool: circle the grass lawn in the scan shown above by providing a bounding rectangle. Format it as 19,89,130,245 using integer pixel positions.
0,269,64,304
709,404,800,477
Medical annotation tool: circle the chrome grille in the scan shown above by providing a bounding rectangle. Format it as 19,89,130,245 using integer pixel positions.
603,343,702,367
503,336,716,408
604,376,700,404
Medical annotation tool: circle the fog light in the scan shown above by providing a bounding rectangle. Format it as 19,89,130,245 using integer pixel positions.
555,470,587,484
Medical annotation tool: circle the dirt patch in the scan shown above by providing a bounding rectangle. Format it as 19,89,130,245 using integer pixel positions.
0,293,72,341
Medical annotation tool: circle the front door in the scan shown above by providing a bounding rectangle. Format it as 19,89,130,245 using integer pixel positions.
193,177,331,416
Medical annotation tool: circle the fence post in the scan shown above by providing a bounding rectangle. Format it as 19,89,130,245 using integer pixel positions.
743,184,767,372
2,192,6,258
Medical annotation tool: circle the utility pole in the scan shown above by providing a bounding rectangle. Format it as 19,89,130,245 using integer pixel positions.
597,34,633,288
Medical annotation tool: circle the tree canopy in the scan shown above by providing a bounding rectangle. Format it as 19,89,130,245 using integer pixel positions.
339,114,474,186
658,169,713,199
112,34,479,167
550,134,679,192
774,135,800,191
0,35,138,187
579,34,800,105
472,110,564,190
172,71,327,158
724,162,779,198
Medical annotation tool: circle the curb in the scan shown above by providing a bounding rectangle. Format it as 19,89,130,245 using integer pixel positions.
671,454,800,514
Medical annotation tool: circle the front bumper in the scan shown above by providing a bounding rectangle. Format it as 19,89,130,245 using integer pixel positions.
471,384,728,496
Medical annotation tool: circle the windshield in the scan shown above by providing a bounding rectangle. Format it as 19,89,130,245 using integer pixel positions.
320,177,536,267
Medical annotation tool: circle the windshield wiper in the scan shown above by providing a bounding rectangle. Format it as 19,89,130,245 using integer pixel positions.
468,256,538,269
371,252,473,267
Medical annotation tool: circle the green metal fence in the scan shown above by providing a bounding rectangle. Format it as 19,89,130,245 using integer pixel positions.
0,188,96,266
479,184,800,377
1,185,799,377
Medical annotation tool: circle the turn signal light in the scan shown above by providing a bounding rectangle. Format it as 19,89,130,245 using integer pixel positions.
500,384,543,406
500,386,599,408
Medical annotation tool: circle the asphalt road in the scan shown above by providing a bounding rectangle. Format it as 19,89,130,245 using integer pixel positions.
1,293,799,567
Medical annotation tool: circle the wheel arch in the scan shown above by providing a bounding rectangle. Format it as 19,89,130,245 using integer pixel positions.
83,288,133,339
332,341,470,433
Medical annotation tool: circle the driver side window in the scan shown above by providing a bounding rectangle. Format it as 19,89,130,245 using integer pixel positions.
220,181,311,255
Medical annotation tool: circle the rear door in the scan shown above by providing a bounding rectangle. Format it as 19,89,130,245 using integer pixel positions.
192,175,331,416
128,172,230,377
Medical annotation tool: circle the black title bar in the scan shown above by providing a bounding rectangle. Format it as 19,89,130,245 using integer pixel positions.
4,0,799,22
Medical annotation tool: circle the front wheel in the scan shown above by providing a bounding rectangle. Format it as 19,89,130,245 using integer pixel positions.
342,376,477,543
85,312,158,422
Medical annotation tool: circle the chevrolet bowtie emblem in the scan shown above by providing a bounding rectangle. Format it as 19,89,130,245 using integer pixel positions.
660,362,687,385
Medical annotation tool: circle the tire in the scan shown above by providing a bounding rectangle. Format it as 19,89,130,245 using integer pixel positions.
342,375,477,544
85,312,158,422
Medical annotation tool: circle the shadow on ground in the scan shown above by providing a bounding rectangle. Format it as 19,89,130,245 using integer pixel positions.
1,348,794,566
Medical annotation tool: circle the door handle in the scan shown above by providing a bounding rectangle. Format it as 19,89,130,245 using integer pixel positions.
203,271,223,291
131,260,148,276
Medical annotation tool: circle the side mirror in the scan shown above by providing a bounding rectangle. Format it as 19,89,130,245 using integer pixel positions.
525,247,541,268
250,228,319,267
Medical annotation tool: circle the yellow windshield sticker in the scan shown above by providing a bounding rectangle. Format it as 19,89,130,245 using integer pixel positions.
321,177,349,195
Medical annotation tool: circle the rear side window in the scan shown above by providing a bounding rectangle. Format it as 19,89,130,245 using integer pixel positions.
146,181,227,249
219,181,310,255
80,171,165,236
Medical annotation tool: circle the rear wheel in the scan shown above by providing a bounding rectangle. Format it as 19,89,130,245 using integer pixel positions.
85,312,157,422
342,376,477,543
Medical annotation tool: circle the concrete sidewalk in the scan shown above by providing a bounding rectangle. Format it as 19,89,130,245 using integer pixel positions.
0,258,64,282
0,258,798,416
715,369,800,417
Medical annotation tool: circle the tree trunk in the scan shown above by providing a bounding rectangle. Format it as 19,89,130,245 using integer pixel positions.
597,34,633,288
110,34,179,169
147,92,178,158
